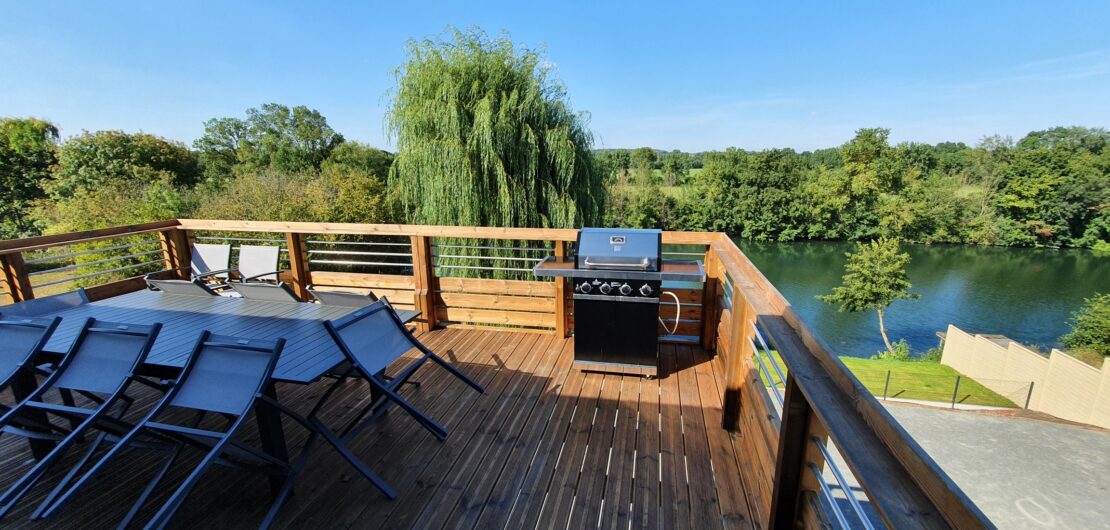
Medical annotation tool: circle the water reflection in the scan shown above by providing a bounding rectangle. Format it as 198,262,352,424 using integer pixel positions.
739,240,1110,357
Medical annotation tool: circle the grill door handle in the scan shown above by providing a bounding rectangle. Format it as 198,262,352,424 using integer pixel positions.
582,257,650,270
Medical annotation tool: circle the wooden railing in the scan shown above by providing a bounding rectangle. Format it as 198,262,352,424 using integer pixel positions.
0,220,991,530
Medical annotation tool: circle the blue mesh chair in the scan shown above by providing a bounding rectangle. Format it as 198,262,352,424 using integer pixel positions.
0,318,161,520
307,285,377,307
0,314,62,411
40,333,288,529
144,275,218,296
299,301,484,499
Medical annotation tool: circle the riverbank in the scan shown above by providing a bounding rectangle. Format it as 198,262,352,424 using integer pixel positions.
761,352,1018,407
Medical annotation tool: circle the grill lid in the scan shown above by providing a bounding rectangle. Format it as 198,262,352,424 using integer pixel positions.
575,228,662,272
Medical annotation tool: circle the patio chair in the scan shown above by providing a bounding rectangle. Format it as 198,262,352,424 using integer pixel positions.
318,299,483,447
0,314,63,410
145,275,218,297
227,281,300,302
0,318,162,520
39,332,287,529
1,290,89,317
235,244,282,283
189,243,233,282
306,285,378,307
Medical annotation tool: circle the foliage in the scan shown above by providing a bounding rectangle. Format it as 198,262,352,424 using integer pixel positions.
0,118,58,238
1062,293,1110,358
192,169,392,225
50,130,199,199
819,237,919,354
387,28,603,230
194,103,344,182
35,179,196,287
872,339,911,361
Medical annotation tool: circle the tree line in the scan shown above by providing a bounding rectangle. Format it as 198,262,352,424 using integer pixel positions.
603,127,1110,252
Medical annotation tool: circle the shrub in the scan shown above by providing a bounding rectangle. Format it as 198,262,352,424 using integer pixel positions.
1062,293,1110,358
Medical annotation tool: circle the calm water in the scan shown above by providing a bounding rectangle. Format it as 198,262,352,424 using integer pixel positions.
737,240,1110,358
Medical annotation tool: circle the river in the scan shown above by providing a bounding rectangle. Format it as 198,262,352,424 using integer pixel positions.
737,240,1110,358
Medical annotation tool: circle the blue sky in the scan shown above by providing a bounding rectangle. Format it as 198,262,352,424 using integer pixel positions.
2,1,1108,151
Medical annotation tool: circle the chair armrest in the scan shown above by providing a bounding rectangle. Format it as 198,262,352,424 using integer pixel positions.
240,270,283,283
193,268,237,279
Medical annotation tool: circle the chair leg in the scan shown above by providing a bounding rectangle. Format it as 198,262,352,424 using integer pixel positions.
30,430,112,520
37,423,150,520
365,381,447,441
307,418,396,499
0,410,106,520
426,352,484,393
144,439,234,530
116,444,183,530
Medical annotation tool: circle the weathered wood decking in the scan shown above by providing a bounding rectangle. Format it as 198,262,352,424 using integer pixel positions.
0,328,755,529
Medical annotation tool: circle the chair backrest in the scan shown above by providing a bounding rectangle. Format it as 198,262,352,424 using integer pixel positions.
54,319,161,395
191,243,231,279
167,333,283,416
308,286,378,307
237,245,281,281
0,314,62,385
146,278,217,297
2,289,89,317
325,301,415,376
227,282,300,303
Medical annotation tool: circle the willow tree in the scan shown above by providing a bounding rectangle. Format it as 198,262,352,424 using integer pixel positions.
387,29,604,230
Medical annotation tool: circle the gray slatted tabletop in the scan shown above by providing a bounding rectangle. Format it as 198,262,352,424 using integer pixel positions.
36,290,420,384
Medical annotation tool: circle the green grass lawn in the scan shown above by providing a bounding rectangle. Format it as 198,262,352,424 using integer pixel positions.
756,352,1019,408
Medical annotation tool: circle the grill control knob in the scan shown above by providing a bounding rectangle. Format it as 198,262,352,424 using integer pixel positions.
578,281,593,294
639,284,654,296
619,283,633,296
598,283,613,295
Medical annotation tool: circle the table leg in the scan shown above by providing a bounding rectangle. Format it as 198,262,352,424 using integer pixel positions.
256,381,290,498
12,369,53,460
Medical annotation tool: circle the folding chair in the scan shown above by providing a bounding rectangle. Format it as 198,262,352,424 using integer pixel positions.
227,282,300,302
307,285,378,307
0,314,63,410
313,301,483,478
39,332,287,529
235,245,282,283
0,318,162,521
2,290,88,317
145,275,218,297
190,243,233,283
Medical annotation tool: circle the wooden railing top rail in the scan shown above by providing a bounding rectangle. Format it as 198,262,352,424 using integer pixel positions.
711,237,990,529
0,220,182,255
174,219,720,245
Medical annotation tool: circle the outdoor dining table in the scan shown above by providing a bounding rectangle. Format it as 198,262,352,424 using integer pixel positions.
17,289,421,494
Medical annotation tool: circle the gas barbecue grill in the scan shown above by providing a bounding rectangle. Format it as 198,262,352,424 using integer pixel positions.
533,227,705,376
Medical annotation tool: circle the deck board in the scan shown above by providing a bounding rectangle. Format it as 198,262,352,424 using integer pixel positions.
0,328,754,529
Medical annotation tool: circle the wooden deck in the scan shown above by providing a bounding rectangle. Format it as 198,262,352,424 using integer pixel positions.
0,328,756,529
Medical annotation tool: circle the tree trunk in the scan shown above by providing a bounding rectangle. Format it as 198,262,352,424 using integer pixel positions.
877,308,895,354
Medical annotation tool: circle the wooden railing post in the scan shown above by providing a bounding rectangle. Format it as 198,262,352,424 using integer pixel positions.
284,232,311,301
768,374,814,529
410,235,437,332
554,240,569,337
0,252,34,303
158,228,192,279
700,245,719,351
722,286,754,430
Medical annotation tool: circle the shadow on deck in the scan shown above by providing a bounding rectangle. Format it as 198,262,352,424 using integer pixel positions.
0,328,756,529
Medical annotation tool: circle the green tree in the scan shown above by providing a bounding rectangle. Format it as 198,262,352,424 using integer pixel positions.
50,130,199,199
194,103,344,181
630,147,658,184
387,28,603,229
818,238,920,355
1062,293,1110,359
0,118,58,238
660,150,689,185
